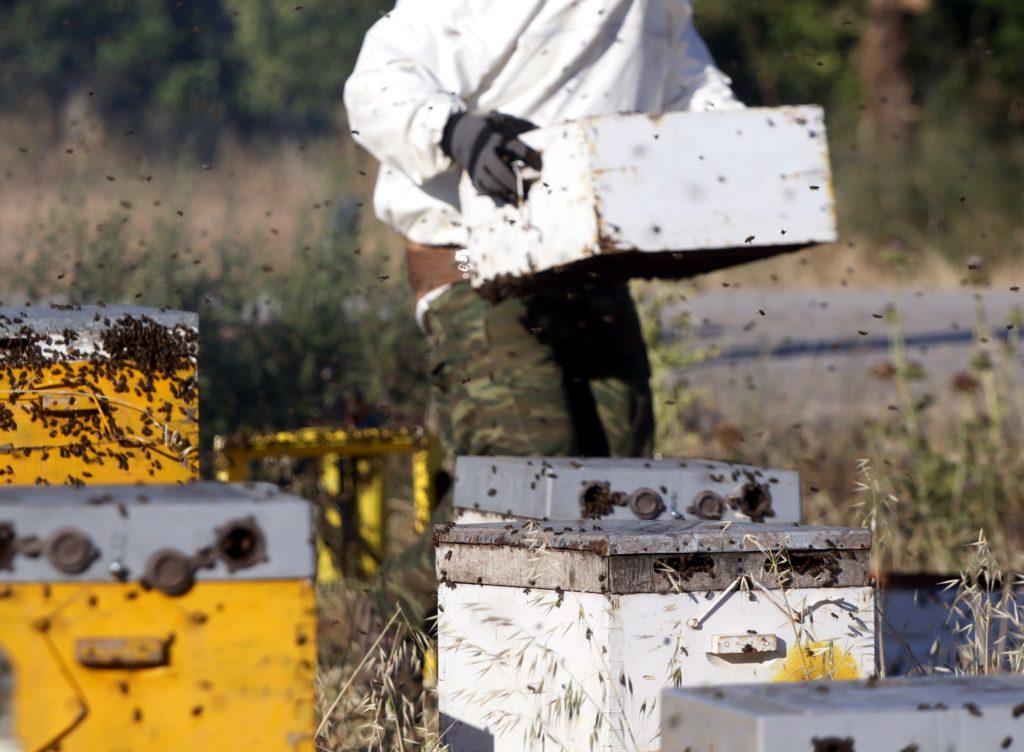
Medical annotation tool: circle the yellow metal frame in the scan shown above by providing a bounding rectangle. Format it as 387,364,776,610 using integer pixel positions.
213,427,440,582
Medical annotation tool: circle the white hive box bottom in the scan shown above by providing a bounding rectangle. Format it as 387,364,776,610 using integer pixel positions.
459,106,836,288
436,521,875,752
661,675,1024,752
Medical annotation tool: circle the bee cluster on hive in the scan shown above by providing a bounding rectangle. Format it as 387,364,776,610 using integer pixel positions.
0,305,199,485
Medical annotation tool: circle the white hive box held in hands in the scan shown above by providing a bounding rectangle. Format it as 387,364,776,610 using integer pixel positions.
661,675,1024,752
460,106,836,286
436,520,875,752
453,456,801,524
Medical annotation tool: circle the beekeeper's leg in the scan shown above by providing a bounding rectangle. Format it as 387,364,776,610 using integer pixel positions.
375,282,577,623
426,282,576,458
523,281,654,458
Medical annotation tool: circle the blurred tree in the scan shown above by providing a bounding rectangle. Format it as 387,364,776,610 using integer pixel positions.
225,0,382,132
858,0,931,150
695,0,864,109
0,0,235,145
2,0,1021,141
0,0,381,139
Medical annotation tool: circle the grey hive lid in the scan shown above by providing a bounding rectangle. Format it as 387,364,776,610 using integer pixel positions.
454,456,782,473
434,519,870,555
0,482,313,584
0,305,197,336
456,456,787,473
667,674,1024,715
453,455,802,522
0,481,293,507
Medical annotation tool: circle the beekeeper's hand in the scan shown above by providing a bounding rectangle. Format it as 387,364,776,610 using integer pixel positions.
441,111,543,205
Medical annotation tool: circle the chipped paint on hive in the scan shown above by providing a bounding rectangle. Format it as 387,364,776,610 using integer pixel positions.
773,640,862,682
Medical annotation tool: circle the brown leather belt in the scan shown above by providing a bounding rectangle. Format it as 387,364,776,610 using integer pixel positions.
406,241,465,300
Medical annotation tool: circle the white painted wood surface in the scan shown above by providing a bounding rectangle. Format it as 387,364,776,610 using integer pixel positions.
453,456,802,524
459,106,836,285
439,583,875,752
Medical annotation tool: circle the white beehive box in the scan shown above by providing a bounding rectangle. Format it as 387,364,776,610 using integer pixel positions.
454,456,801,524
436,520,875,752
661,675,1024,752
460,106,835,287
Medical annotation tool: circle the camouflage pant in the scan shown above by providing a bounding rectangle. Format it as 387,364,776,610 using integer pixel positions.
425,281,654,458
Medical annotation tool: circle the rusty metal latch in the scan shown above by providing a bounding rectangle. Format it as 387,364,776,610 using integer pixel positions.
39,393,101,414
75,636,171,669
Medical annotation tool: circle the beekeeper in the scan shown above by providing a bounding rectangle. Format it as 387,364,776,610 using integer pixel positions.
345,1,742,460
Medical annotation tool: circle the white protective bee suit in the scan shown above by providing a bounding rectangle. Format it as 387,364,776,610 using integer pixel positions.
344,0,743,256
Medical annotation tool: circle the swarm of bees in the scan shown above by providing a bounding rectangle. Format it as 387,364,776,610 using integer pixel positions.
0,307,199,486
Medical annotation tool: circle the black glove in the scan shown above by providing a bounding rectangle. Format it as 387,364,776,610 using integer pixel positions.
441,111,543,205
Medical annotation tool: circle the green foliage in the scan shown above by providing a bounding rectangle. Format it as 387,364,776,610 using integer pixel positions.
912,0,1024,123
696,0,1022,123
224,0,382,131
2,0,1021,139
9,201,426,453
0,0,381,136
853,308,1024,572
695,0,864,108
0,0,235,138
832,107,1024,264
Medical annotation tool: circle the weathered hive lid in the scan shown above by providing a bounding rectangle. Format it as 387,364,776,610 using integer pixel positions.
0,304,197,362
0,482,313,586
435,520,870,593
436,520,868,555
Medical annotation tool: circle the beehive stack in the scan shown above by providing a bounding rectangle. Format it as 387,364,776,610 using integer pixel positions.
0,305,199,485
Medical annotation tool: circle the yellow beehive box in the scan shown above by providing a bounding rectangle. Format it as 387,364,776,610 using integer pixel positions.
0,305,199,485
0,482,316,751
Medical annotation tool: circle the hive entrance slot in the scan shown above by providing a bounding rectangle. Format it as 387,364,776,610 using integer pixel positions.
767,549,843,586
578,481,620,517
811,737,856,752
214,516,267,572
655,553,716,582
0,523,15,570
727,480,774,522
